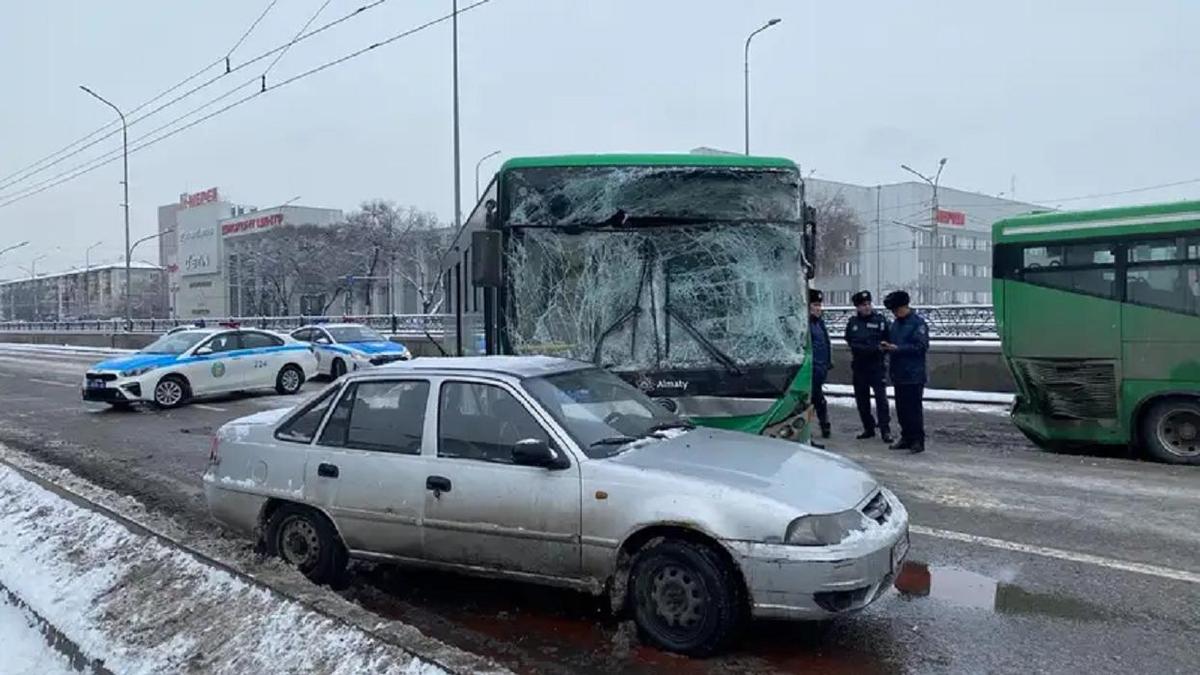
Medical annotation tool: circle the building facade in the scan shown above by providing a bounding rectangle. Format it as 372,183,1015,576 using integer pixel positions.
0,262,167,321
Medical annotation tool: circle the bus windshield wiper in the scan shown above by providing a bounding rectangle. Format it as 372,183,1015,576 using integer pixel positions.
663,304,743,376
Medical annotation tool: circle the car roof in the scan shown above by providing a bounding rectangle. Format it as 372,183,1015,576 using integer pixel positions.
369,355,591,379
296,323,364,331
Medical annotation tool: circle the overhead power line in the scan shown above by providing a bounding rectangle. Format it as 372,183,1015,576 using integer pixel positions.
226,0,281,59
0,0,494,210
266,0,335,75
0,0,392,194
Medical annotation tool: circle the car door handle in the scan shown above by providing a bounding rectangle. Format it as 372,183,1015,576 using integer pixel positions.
426,475,451,494
318,463,339,478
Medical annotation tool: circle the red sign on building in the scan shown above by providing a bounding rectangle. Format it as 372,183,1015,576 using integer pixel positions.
222,212,285,236
180,187,219,209
936,208,966,226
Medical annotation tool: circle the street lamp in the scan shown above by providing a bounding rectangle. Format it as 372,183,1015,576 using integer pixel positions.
0,241,29,259
127,230,172,322
85,240,103,271
80,84,131,329
744,18,782,155
901,158,948,304
130,229,173,258
475,150,501,201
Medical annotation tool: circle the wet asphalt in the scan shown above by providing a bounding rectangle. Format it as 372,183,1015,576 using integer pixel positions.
0,346,1195,674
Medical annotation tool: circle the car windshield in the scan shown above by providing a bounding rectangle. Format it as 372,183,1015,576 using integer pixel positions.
141,331,208,355
328,326,386,343
523,367,692,459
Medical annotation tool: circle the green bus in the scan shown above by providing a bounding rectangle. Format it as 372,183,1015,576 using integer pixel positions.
446,153,818,438
993,200,1200,464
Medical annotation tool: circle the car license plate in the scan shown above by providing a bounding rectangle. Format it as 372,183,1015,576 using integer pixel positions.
88,380,106,389
891,530,910,572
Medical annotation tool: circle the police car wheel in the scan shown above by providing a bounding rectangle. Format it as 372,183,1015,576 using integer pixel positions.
330,359,347,379
276,365,305,395
153,376,189,409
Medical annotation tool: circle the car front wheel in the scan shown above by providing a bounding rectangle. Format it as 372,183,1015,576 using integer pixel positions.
264,504,347,584
153,375,189,409
275,364,305,395
330,358,347,380
629,538,743,656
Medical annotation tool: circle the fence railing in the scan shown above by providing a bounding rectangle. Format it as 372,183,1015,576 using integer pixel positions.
0,305,999,339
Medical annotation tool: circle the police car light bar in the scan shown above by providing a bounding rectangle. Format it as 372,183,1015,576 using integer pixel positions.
218,321,240,329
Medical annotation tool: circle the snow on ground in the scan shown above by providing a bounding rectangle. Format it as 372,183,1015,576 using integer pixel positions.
0,464,448,675
825,383,1014,405
0,343,134,356
0,595,75,675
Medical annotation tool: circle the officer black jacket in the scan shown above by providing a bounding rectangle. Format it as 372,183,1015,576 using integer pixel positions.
887,312,930,385
844,311,890,372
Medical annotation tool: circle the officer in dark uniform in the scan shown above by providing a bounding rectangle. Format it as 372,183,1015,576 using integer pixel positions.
808,289,832,442
882,290,928,454
844,290,893,444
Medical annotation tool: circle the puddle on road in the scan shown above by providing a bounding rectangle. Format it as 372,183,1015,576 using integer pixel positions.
894,561,1107,621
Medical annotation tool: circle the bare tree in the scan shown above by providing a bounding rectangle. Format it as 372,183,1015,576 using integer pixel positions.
346,201,450,314
809,192,863,277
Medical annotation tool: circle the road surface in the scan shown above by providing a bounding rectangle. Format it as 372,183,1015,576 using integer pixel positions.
0,345,1195,674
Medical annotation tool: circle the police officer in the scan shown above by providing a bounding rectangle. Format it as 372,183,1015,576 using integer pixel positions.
808,289,832,442
844,290,893,444
881,290,928,454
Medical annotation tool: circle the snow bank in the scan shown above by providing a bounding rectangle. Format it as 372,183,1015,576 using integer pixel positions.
825,383,1013,405
0,595,75,675
0,343,134,356
0,465,447,675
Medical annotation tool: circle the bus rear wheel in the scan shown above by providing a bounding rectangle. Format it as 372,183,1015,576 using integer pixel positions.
1141,398,1200,465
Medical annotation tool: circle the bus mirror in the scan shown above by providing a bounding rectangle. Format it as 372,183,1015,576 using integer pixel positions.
472,230,502,288
803,204,817,280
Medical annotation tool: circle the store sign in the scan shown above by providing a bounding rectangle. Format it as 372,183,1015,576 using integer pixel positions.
222,212,285,236
180,187,219,209
936,209,966,226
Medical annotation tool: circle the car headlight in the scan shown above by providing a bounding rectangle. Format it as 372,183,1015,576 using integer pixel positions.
785,510,868,546
121,366,156,378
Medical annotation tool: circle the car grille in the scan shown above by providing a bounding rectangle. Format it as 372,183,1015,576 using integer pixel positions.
369,354,407,366
86,372,118,382
861,490,892,525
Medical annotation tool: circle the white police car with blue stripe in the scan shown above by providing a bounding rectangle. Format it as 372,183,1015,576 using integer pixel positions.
83,327,318,408
290,323,411,379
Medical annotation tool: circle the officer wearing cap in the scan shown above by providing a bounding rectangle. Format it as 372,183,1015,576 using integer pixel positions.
844,290,893,444
808,288,832,442
881,290,928,454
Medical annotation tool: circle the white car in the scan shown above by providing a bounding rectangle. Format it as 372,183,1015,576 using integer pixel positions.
290,323,411,379
83,327,319,408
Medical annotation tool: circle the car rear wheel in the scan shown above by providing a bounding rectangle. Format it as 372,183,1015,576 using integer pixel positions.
265,504,347,584
1141,398,1200,465
330,358,347,380
275,364,305,395
629,538,742,656
153,375,189,409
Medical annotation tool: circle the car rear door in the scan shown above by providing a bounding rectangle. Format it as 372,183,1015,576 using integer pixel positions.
238,330,288,390
422,377,582,578
303,377,433,559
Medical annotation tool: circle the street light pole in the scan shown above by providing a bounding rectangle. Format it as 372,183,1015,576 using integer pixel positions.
27,253,48,320
474,150,501,201
127,230,172,320
452,0,463,228
80,85,131,328
901,158,948,304
84,240,103,272
743,18,781,155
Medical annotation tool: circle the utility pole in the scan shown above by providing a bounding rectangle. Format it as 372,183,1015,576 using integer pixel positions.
80,85,131,329
901,158,947,304
452,0,463,229
875,185,882,300
743,19,781,155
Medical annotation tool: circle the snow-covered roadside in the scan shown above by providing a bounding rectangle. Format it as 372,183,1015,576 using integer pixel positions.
0,343,134,356
0,464,447,675
825,383,1014,405
0,594,75,675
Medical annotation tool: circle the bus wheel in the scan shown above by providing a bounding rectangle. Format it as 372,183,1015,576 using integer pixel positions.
1141,398,1200,465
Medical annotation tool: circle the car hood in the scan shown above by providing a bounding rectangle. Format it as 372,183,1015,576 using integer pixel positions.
606,428,878,514
343,340,407,355
91,353,180,372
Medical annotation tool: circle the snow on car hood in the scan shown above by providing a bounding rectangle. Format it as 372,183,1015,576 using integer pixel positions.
343,341,408,355
226,407,293,427
607,428,878,514
90,353,180,372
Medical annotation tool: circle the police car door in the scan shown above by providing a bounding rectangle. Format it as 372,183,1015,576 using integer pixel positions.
312,328,336,376
238,330,288,390
186,331,247,395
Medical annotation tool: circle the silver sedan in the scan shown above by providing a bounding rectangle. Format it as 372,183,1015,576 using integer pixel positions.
203,356,909,656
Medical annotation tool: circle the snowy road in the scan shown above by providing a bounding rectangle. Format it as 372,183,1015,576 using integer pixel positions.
0,344,1196,674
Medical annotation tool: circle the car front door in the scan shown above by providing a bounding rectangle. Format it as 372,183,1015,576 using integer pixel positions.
184,331,247,395
303,378,433,559
423,378,582,578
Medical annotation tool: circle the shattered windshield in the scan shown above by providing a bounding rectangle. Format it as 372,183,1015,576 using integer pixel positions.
502,164,807,374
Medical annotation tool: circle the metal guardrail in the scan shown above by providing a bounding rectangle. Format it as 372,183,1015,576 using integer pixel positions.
0,306,999,339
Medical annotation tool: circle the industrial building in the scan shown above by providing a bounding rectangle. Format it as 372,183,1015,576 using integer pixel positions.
0,262,167,321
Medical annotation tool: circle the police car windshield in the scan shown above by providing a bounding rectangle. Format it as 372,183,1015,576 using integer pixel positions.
328,326,386,343
142,332,208,355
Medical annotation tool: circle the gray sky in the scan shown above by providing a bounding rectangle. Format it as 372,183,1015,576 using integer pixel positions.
2,0,1197,276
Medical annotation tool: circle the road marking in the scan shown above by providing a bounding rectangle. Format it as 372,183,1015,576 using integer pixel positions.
193,404,227,412
912,525,1200,585
28,378,74,388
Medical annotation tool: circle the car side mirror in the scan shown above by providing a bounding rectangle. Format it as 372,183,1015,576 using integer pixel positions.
195,346,213,356
512,438,560,469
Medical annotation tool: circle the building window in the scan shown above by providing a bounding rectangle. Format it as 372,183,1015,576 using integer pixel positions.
189,281,213,289
954,291,972,303
919,261,928,276
837,261,858,276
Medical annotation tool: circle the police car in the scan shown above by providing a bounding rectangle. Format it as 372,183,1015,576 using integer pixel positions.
82,326,318,408
289,323,411,378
